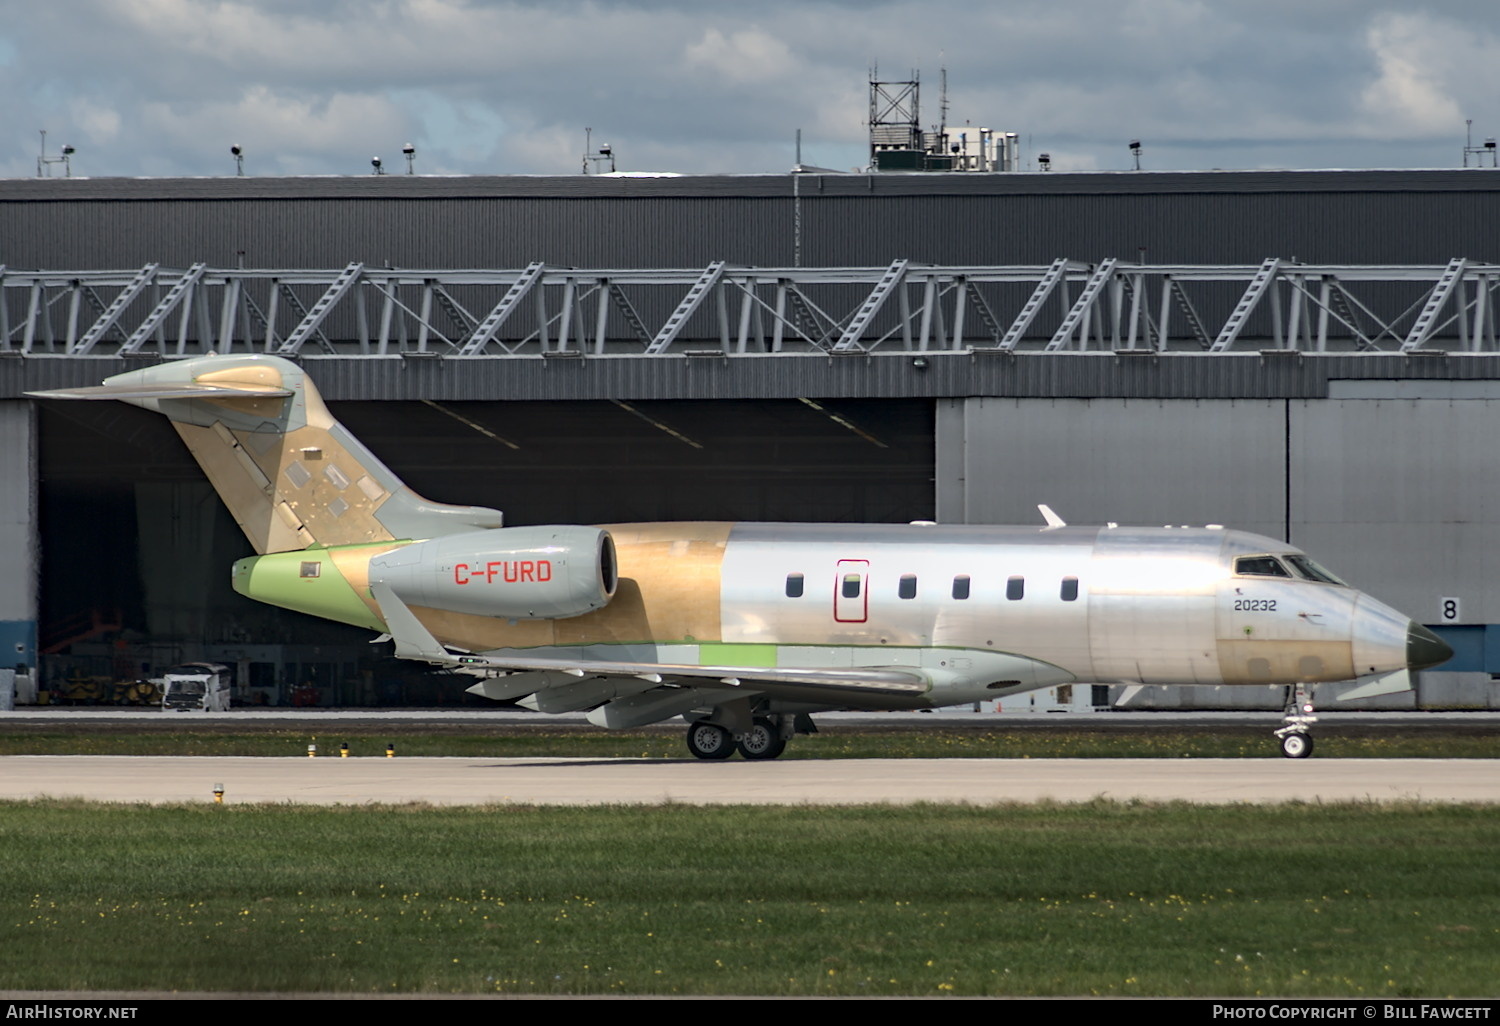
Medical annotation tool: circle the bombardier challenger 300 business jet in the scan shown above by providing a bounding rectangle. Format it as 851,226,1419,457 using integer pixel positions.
31,355,1452,759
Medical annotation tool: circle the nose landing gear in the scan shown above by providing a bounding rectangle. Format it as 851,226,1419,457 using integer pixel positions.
1273,683,1317,758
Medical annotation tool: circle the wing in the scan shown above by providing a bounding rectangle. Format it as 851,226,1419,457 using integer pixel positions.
368,581,1045,728
465,659,930,729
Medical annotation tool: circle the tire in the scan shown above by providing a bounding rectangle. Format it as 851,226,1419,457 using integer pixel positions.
1280,732,1313,759
737,719,788,761
685,722,736,760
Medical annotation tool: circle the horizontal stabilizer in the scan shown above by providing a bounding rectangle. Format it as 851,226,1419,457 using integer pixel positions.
26,382,293,401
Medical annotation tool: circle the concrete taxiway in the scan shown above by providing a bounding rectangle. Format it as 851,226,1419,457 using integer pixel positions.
8,708,1499,726
3,755,1497,805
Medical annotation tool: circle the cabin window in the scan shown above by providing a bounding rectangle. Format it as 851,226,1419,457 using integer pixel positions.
1061,577,1079,602
898,574,917,600
952,575,971,600
842,574,863,599
1006,575,1025,601
1235,556,1291,578
785,573,804,598
299,561,321,579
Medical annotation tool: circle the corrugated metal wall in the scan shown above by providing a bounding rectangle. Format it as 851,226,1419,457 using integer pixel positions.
939,392,1500,666
12,351,1500,404
0,400,36,667
5,170,1497,352
1291,396,1500,626
936,397,1288,541
3,169,1498,269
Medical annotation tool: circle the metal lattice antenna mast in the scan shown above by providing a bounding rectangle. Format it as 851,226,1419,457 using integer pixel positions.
939,63,949,139
868,69,921,168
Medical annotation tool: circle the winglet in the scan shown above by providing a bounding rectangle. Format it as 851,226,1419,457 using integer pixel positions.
1038,504,1066,528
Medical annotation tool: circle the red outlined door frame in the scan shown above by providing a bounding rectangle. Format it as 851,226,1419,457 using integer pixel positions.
834,559,869,623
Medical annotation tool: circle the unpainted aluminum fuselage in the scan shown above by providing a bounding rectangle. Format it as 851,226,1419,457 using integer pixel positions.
713,522,1412,698
230,518,1427,712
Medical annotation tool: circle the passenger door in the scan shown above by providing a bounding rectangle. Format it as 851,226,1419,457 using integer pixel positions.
834,559,869,623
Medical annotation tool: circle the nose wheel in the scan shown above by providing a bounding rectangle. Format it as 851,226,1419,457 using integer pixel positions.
1278,731,1314,759
1273,684,1317,759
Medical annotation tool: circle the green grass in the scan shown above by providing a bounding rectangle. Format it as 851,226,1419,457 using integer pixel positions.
0,725,1493,758
0,801,1495,996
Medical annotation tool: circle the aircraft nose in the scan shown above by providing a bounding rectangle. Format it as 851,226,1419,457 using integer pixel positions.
1407,622,1453,671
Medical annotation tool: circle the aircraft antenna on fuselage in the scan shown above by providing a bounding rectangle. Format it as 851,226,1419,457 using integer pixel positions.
1037,504,1066,528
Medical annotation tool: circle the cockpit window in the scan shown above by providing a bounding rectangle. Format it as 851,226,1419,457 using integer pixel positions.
1284,554,1347,586
1235,555,1291,578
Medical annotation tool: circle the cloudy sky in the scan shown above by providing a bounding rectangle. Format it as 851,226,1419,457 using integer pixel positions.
3,0,1499,179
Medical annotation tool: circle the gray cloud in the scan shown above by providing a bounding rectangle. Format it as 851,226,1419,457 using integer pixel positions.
3,0,1499,179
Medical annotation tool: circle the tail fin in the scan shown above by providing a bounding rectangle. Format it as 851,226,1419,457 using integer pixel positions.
30,354,502,553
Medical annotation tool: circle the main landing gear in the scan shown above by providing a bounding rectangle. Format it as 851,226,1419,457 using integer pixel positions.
735,719,788,760
685,721,737,760
1273,683,1317,759
685,716,791,760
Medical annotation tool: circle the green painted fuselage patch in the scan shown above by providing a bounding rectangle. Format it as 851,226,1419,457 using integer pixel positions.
232,547,386,632
697,642,778,667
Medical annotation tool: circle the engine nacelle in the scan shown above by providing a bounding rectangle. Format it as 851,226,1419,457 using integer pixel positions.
369,525,617,620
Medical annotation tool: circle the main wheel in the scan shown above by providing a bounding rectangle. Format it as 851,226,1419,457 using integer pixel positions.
685,722,736,760
1280,732,1314,759
736,719,787,761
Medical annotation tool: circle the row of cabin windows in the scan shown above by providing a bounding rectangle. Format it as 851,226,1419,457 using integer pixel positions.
786,573,1079,602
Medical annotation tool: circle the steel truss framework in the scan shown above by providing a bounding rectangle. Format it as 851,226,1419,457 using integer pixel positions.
4,258,1499,357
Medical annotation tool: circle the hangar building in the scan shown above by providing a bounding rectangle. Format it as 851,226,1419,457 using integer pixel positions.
2,168,1498,709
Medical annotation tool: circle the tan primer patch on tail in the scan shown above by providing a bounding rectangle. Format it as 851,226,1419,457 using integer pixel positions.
174,392,399,553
